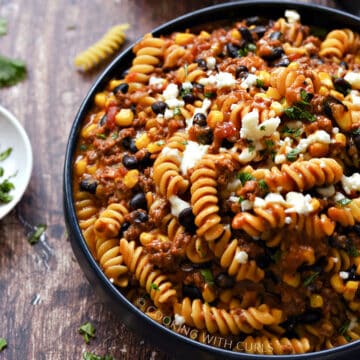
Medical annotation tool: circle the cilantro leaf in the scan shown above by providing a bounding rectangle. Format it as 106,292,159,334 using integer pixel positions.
258,179,269,193
0,18,7,36
28,224,47,245
0,147,12,161
255,79,264,88
173,107,181,116
303,271,320,287
281,126,302,138
237,172,255,185
0,338,7,352
284,105,316,122
200,269,214,285
0,55,27,87
150,283,160,291
79,322,96,344
83,352,113,360
339,320,350,338
286,148,301,162
336,198,352,207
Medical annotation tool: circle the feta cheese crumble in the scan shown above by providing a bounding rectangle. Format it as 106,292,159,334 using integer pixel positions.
235,250,248,264
169,195,190,217
285,9,300,23
180,141,209,174
341,173,360,194
199,71,236,88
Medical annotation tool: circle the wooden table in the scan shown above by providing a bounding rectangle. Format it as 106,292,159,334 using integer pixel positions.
0,0,347,359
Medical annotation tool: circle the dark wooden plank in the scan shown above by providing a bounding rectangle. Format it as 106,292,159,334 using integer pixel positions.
0,0,340,359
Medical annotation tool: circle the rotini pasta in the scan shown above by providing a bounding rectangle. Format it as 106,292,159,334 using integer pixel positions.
72,9,360,355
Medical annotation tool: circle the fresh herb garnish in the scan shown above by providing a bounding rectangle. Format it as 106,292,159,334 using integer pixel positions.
303,271,320,287
299,89,313,105
79,144,87,151
238,196,244,203
255,78,265,88
150,283,160,291
79,322,96,344
265,139,274,148
248,144,255,153
237,172,255,185
258,179,269,193
339,320,351,338
204,92,215,99
0,338,7,352
238,43,256,57
336,198,352,206
96,133,106,139
284,105,316,122
0,147,12,161
259,124,266,131
0,18,7,36
173,107,181,116
0,178,14,203
200,269,214,285
28,224,47,245
353,128,360,135
286,148,301,162
281,126,302,138
0,55,27,87
83,352,113,360
111,132,118,140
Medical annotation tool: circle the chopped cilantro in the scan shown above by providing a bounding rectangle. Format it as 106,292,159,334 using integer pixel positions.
0,18,7,36
204,92,215,99
0,147,12,161
237,172,255,185
238,196,244,203
353,128,360,135
299,88,313,104
284,105,316,122
0,55,27,87
96,133,106,139
255,78,265,88
200,269,214,285
248,144,255,153
0,338,7,352
281,125,302,138
303,271,320,287
111,132,118,140
258,179,269,193
286,148,301,162
238,43,256,57
265,139,274,148
150,283,160,291
83,352,113,360
28,224,47,245
173,107,181,116
79,144,87,151
339,320,351,338
79,322,96,344
259,124,266,131
336,198,352,207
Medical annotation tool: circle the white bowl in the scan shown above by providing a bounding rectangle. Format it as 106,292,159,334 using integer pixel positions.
0,105,33,219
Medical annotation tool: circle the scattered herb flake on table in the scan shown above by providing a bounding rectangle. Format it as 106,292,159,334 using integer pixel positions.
83,352,113,360
0,55,27,87
0,18,7,36
79,322,96,344
0,337,7,352
0,147,15,204
28,224,47,245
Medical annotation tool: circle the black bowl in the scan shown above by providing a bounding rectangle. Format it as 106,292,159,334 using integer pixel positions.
64,1,360,359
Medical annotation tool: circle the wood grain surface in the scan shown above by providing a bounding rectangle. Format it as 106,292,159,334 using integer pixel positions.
0,0,345,359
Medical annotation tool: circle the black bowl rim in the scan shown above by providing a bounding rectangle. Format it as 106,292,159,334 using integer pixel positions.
64,1,360,359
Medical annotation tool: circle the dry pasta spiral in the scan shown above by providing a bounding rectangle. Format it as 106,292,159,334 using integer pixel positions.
74,24,129,71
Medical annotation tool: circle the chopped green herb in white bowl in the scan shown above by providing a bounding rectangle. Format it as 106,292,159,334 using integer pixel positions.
0,105,32,219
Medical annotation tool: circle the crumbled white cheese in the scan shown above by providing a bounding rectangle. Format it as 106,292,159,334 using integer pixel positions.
285,192,314,215
253,193,287,208
339,271,349,280
240,109,281,141
180,141,209,174
229,195,240,203
206,56,216,70
285,9,300,23
296,130,331,152
254,197,266,208
332,127,339,134
235,250,248,264
182,81,193,90
240,74,258,89
274,154,287,164
169,195,190,218
226,178,242,193
351,90,360,105
345,72,360,89
316,185,335,198
166,98,185,109
285,216,292,224
241,200,254,211
333,192,346,202
331,257,339,263
161,147,182,162
199,71,236,88
341,173,360,194
164,109,174,119
163,83,179,100
348,314,359,331
149,76,166,87
174,314,186,326
238,147,257,163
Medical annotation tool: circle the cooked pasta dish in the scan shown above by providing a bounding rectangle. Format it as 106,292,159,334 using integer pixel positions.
72,10,360,354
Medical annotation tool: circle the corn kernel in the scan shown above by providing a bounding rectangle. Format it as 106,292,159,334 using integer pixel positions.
319,86,330,96
123,169,139,189
75,158,87,176
139,232,154,246
230,29,241,40
270,101,284,116
266,87,282,100
288,62,300,70
257,70,271,87
94,92,107,108
115,108,134,127
147,141,165,154
308,142,330,158
207,110,223,128
199,30,210,39
319,72,334,88
81,123,97,138
330,89,345,101
135,133,151,149
282,273,301,287
109,79,122,91
87,164,97,175
202,284,216,303
175,32,195,45
310,294,324,308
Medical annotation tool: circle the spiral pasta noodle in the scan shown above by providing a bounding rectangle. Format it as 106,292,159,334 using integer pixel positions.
74,24,129,71
72,9,360,355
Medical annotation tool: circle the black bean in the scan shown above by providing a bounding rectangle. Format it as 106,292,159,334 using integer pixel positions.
246,16,268,26
324,96,347,120
221,138,234,149
122,154,138,169
113,83,129,94
269,31,283,40
340,61,349,69
251,25,267,38
197,128,213,145
297,310,322,324
119,221,130,236
352,224,360,236
130,103,137,114
130,192,147,210
182,93,195,104
79,179,98,194
183,284,202,300
139,151,152,168
238,27,253,43
99,114,107,126
334,78,352,96
193,113,207,127
265,270,279,284
261,47,284,61
151,101,168,115
134,210,148,223
235,65,249,79
255,254,271,269
192,82,204,93
215,273,235,289
178,207,196,233
195,58,207,69
226,43,240,58
180,261,194,272
353,134,360,151
121,137,138,153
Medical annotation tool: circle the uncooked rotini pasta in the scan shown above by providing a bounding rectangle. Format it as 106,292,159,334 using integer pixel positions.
72,9,360,354
74,23,129,71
